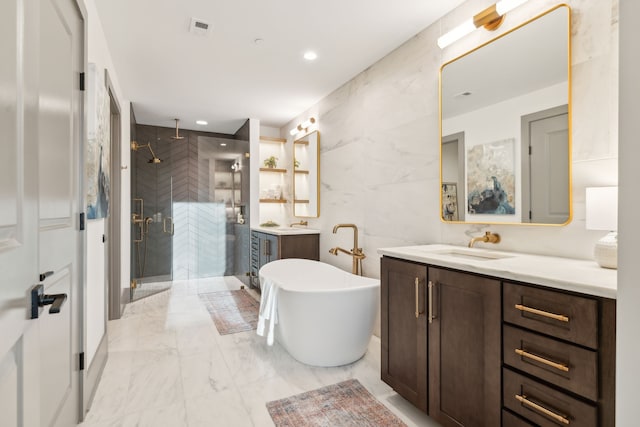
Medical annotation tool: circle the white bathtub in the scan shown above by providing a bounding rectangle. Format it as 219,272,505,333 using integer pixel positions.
259,258,380,367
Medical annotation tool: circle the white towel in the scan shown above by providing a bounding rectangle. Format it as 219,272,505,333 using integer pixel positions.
257,277,279,346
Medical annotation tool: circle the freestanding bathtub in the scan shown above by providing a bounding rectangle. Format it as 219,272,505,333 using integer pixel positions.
258,258,380,367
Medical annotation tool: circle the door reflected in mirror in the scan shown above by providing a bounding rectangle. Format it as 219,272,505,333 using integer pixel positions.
293,130,320,218
440,5,571,225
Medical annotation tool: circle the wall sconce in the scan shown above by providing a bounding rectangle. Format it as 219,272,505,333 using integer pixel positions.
437,0,529,49
289,117,316,136
586,187,618,269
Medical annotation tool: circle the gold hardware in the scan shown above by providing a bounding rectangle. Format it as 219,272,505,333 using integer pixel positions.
515,394,570,425
130,279,137,289
474,4,504,31
331,224,365,275
515,349,569,372
290,220,308,227
131,141,162,163
428,281,435,324
468,231,501,248
132,198,144,243
515,304,570,322
415,278,421,319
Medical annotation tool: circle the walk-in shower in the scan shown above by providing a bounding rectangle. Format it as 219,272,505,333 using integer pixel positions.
130,121,250,301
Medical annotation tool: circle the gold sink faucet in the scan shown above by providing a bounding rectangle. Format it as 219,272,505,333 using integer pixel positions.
289,220,308,228
329,224,365,275
468,231,500,248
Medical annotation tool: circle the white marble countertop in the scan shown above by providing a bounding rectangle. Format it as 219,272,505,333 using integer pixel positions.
377,244,617,299
251,226,320,236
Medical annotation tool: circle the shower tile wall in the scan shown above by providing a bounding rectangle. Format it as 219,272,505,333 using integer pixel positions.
132,124,250,282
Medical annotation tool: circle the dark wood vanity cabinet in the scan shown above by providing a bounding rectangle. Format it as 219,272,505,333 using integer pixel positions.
381,258,501,424
380,257,428,412
381,255,616,427
428,267,501,427
250,231,319,287
502,282,616,427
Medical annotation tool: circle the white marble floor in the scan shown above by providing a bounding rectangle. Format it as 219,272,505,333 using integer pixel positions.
80,276,439,427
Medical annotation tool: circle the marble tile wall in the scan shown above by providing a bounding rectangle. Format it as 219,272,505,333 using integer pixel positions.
281,0,619,278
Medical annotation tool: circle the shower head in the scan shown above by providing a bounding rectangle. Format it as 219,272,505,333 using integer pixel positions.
171,118,185,140
132,141,163,164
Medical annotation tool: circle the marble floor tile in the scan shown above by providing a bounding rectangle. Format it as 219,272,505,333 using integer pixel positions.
83,276,439,427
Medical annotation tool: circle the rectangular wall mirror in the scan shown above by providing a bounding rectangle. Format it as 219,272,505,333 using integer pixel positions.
440,5,571,225
293,130,320,217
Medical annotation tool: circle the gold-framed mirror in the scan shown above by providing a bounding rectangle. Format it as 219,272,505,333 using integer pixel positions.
293,130,320,217
440,5,571,225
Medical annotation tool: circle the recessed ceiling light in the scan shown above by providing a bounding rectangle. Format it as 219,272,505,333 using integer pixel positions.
220,143,227,147
254,38,264,45
196,120,208,125
303,51,317,61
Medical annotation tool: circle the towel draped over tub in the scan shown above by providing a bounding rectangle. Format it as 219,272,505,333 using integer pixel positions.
257,278,279,345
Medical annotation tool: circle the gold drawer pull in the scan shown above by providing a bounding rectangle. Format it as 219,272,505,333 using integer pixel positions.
515,394,570,425
515,348,570,372
415,278,423,318
515,304,569,322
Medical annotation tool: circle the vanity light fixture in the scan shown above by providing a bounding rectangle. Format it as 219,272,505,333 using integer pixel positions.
289,117,316,136
437,0,529,49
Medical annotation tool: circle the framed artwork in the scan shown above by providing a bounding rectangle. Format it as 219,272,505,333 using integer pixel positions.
86,63,110,219
466,138,515,215
442,182,459,221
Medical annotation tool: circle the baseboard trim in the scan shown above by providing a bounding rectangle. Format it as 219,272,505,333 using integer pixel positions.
82,333,108,420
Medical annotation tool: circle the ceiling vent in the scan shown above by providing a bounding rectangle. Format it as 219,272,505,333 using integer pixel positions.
189,18,211,36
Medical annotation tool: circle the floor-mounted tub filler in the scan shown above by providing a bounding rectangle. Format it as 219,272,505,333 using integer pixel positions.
257,258,380,367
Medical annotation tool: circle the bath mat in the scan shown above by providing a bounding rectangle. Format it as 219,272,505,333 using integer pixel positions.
266,379,407,427
199,290,260,335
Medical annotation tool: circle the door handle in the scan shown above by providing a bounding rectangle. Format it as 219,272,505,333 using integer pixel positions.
428,281,436,324
39,271,54,281
30,284,68,319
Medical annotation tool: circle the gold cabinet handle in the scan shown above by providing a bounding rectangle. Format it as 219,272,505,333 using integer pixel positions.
515,349,569,372
428,281,435,324
414,278,424,318
515,304,569,322
515,394,570,425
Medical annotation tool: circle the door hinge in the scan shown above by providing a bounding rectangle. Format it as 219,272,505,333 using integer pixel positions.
529,146,532,155
79,352,85,371
529,210,532,220
79,212,85,231
102,234,106,243
79,72,85,91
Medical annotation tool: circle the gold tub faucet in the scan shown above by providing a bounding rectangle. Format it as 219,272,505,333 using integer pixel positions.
329,224,366,275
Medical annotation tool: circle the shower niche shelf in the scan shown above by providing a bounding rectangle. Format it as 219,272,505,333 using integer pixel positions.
259,198,287,204
294,169,309,174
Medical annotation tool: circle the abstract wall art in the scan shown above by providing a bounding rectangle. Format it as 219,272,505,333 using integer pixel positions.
467,138,515,215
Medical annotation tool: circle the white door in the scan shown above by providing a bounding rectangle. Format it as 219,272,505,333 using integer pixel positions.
0,0,84,425
521,105,570,224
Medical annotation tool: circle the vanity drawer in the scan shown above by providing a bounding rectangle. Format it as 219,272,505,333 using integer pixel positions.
503,409,535,426
504,325,598,401
503,368,597,427
503,282,598,349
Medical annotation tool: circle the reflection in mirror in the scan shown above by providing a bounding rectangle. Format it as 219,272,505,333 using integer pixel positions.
440,5,571,225
293,130,320,218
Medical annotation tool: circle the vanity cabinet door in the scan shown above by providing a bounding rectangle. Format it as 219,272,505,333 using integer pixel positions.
278,234,320,261
381,257,428,412
428,267,501,427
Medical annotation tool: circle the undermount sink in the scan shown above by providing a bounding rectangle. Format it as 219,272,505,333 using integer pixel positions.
431,248,513,261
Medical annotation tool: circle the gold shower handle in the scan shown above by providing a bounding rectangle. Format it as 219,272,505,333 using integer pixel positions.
132,198,144,243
